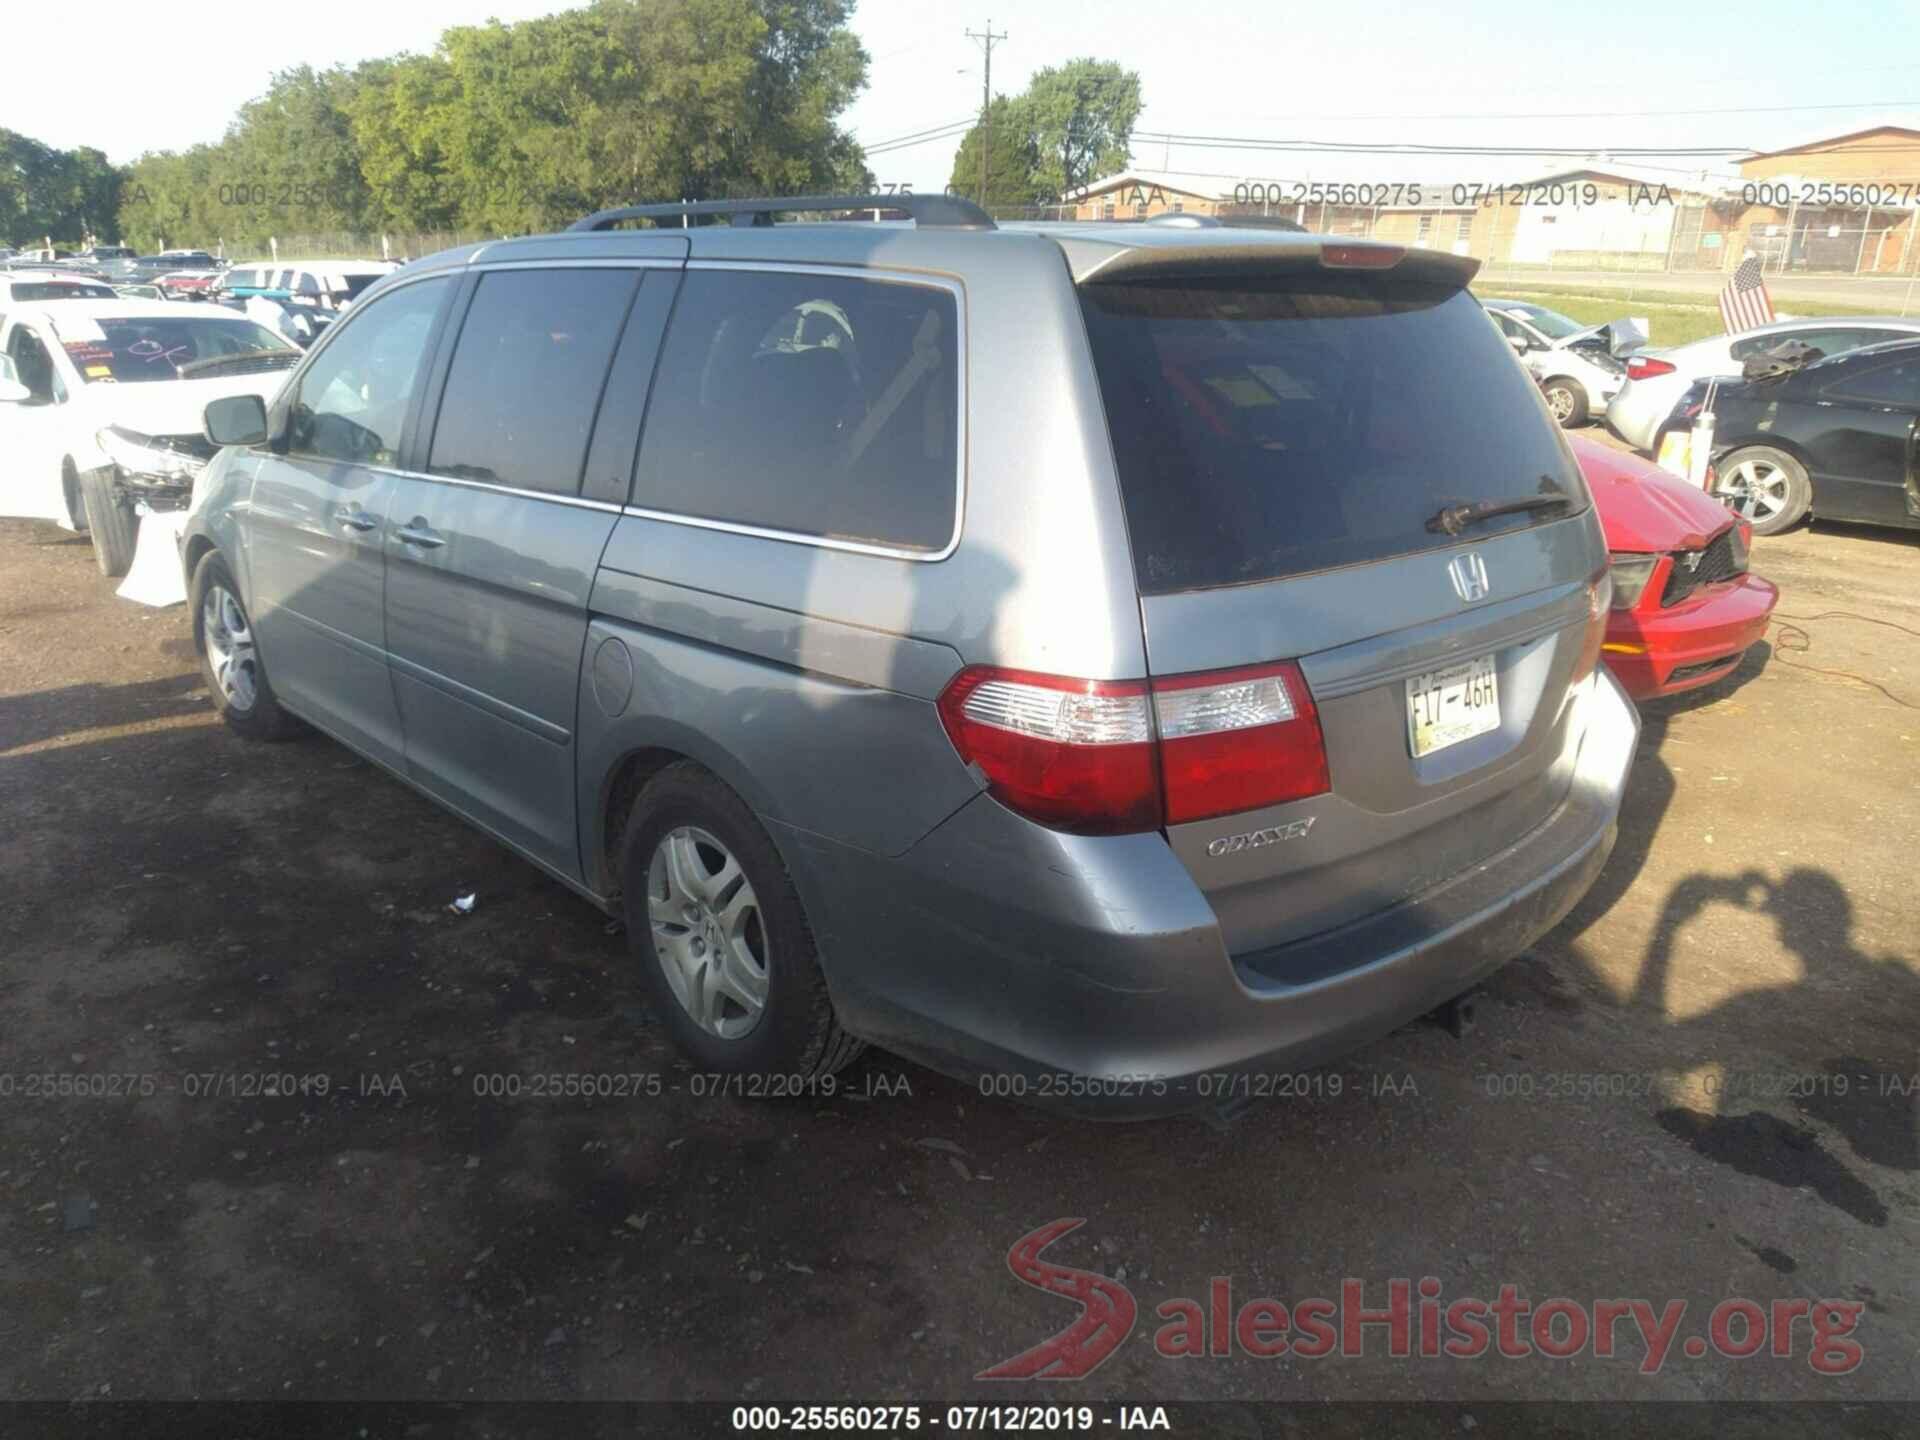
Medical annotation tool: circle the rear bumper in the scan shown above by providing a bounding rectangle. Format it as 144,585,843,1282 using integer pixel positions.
1604,385,1665,452
780,670,1639,1118
1603,574,1778,700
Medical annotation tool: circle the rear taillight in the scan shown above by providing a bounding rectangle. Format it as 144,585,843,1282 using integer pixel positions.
1626,356,1676,382
1570,574,1613,685
936,660,1331,835
935,669,1159,835
1152,662,1329,824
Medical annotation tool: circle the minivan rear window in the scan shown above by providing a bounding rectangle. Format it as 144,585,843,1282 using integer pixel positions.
1078,277,1588,593
632,270,959,553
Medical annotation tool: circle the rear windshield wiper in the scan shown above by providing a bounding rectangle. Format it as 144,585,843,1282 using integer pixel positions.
176,349,301,379
1426,484,1573,536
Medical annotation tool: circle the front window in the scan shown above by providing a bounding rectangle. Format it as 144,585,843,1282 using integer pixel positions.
49,313,292,383
288,277,449,465
6,326,62,404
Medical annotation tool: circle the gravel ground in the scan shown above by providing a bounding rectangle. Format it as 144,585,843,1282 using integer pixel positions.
0,497,1914,1422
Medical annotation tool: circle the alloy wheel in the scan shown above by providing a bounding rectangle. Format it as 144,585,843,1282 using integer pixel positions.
1718,458,1790,525
202,584,259,712
645,826,770,1039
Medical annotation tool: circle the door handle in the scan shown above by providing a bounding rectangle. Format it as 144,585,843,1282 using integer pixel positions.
335,508,378,533
395,523,444,549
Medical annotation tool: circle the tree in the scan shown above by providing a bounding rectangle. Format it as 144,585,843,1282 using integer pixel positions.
1022,59,1141,201
0,130,126,246
113,0,873,249
946,96,1045,210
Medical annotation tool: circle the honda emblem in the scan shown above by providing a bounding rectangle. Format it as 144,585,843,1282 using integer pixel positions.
1448,552,1491,604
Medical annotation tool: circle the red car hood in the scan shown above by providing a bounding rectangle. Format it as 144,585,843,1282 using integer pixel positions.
1568,433,1730,552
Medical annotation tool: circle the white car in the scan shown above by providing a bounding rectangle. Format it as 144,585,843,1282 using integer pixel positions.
0,300,300,580
1604,314,1920,453
0,271,121,307
1482,299,1642,429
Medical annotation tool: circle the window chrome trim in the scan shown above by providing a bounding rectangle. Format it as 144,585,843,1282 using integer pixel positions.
467,257,686,273
616,503,954,561
365,464,626,513
616,259,966,564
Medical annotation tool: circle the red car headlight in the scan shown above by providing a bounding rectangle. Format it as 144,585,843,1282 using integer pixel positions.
1608,553,1660,610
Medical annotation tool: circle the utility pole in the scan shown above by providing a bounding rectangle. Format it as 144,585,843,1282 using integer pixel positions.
966,20,1006,210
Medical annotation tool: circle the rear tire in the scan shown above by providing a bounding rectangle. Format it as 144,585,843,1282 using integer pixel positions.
620,761,863,1081
79,468,137,576
1714,446,1810,535
1542,378,1588,428
190,550,303,740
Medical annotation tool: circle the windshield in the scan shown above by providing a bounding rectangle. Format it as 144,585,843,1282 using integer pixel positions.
1510,304,1584,340
12,282,118,301
51,314,292,383
1078,275,1588,593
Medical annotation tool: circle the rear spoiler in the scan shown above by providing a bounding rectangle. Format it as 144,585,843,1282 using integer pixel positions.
1076,239,1481,290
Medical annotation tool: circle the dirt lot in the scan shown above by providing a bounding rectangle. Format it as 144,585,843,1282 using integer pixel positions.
0,485,1916,1422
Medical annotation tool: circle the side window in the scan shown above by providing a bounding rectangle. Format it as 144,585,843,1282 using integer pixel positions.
426,267,640,496
295,272,322,296
632,269,960,552
287,276,450,466
7,326,58,404
1823,354,1920,408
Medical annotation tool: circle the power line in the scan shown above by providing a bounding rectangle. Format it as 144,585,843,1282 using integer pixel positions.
1195,98,1920,124
859,117,977,151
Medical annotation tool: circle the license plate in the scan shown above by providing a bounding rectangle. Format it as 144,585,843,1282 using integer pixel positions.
1407,655,1500,758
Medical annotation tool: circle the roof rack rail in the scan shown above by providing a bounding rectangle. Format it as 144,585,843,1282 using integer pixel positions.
569,194,996,233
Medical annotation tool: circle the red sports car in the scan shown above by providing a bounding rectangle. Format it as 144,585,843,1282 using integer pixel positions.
1569,433,1779,700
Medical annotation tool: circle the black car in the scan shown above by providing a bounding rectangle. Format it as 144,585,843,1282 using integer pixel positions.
1657,337,1920,535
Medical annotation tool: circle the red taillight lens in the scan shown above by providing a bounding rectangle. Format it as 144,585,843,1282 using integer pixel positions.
936,668,1160,835
936,660,1331,834
1152,661,1329,824
1320,243,1404,269
1626,356,1676,381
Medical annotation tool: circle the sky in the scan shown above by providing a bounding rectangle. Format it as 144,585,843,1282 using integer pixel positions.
7,0,1920,193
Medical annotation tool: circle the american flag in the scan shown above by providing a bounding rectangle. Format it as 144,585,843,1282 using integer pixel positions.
1719,256,1775,334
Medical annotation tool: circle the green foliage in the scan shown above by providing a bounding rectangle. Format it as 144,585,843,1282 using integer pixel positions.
0,130,123,247
946,97,1046,209
111,0,870,251
944,58,1141,209
1023,59,1141,200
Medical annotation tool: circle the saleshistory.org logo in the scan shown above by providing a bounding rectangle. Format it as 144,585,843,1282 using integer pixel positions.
976,1220,1867,1380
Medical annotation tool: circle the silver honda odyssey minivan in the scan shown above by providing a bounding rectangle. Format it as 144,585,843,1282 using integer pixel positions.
184,195,1638,1114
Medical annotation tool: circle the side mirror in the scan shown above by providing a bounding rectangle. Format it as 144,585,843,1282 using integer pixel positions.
205,393,269,447
1506,333,1529,354
0,377,30,404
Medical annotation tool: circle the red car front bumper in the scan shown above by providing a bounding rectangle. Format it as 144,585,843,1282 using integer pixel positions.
1603,571,1778,700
